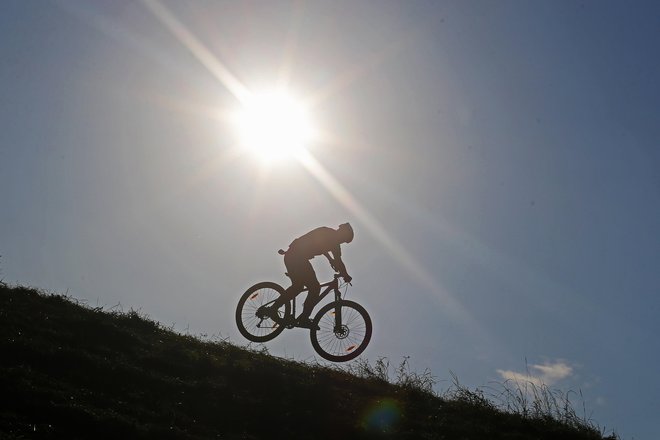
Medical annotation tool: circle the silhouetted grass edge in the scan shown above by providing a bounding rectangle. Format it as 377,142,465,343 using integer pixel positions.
343,358,618,439
1,282,619,439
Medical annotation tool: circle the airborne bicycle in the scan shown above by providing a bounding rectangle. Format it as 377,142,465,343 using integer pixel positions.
235,274,372,362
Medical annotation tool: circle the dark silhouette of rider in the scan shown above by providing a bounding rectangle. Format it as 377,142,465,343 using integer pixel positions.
269,223,354,328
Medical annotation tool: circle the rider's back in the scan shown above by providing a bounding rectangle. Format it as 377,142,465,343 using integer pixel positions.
288,226,341,260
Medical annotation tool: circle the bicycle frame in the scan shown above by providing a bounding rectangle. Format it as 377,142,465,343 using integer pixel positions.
285,274,345,329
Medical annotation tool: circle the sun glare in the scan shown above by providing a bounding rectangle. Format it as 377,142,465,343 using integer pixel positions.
234,91,313,163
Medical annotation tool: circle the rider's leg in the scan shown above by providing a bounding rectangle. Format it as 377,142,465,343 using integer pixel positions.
300,282,320,320
299,261,321,320
271,282,303,309
270,253,306,310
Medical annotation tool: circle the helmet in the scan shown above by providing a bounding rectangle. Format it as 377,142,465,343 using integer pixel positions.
338,222,354,243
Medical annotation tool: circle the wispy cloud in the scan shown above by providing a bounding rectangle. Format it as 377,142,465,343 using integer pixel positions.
497,361,574,387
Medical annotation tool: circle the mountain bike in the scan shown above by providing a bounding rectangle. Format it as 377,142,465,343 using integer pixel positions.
235,274,372,362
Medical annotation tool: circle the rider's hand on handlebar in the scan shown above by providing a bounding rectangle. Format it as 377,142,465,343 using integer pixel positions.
342,274,352,284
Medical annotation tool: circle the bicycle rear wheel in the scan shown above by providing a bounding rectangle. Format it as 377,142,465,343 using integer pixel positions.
310,300,372,362
236,282,290,343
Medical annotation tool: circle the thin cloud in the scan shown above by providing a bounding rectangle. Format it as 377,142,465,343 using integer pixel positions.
532,362,573,383
497,361,574,387
497,369,545,387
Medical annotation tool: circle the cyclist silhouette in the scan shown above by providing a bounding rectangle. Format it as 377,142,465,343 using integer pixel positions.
267,223,354,328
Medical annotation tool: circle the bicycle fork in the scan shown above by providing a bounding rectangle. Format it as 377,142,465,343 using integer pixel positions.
333,301,343,332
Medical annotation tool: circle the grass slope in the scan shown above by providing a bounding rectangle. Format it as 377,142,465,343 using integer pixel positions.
0,284,615,439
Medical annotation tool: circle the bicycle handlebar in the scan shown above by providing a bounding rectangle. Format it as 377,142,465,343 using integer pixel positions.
334,273,352,286
317,273,351,286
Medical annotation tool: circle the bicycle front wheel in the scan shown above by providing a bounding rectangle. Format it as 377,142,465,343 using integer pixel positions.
310,300,372,362
236,282,290,343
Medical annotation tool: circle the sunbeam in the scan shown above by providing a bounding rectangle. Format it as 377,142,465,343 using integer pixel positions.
296,150,479,328
277,0,305,89
141,0,249,104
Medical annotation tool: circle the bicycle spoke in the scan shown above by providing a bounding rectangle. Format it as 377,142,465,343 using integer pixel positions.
236,282,289,343
311,301,372,361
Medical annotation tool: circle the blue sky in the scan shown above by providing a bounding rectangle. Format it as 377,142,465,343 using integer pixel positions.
1,1,659,438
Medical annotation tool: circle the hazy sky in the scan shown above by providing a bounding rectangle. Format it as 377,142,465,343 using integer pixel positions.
2,1,659,438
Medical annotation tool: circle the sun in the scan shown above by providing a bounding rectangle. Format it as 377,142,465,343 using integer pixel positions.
233,90,314,163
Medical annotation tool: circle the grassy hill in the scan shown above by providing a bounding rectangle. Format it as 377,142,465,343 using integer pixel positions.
0,283,616,439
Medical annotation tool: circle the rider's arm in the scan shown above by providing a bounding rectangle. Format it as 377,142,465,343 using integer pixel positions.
323,252,337,271
330,249,351,282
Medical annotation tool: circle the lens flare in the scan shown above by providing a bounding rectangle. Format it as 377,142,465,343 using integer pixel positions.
362,399,401,433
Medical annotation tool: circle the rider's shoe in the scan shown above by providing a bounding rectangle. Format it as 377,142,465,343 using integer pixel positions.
295,317,320,330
